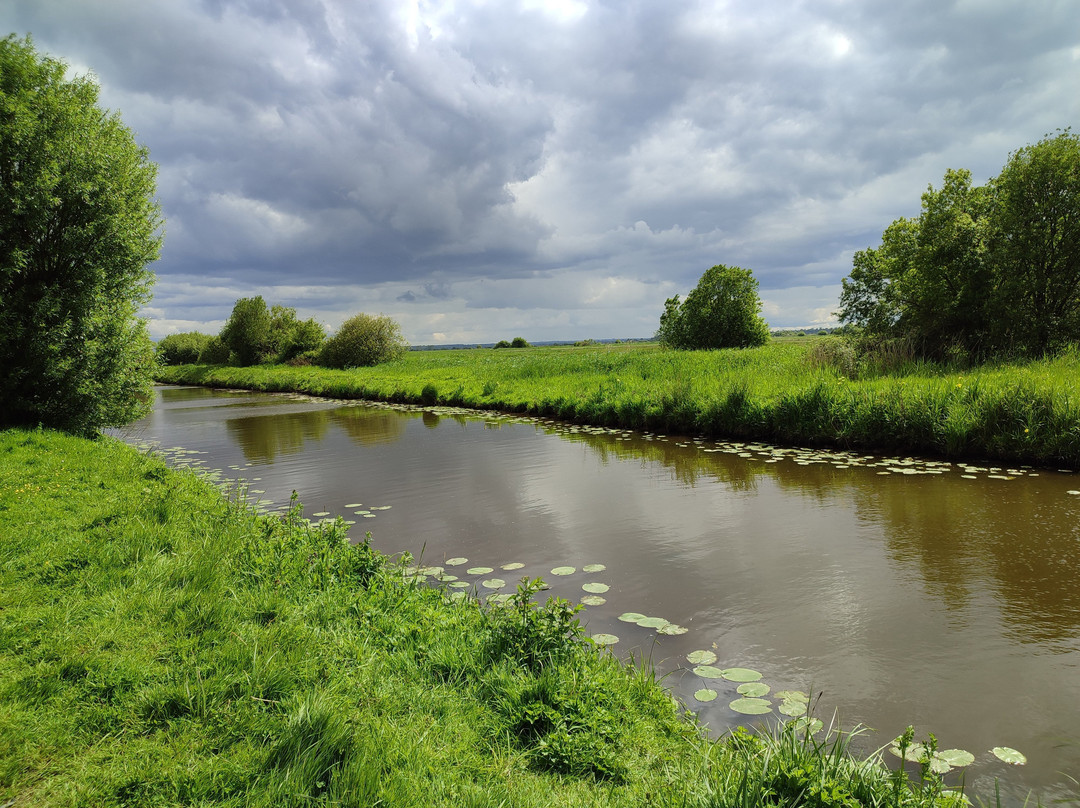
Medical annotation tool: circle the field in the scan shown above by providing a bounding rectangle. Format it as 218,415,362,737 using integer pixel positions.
157,340,1080,467
0,428,987,807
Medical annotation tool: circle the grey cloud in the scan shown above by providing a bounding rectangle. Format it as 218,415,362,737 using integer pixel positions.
2,0,1078,338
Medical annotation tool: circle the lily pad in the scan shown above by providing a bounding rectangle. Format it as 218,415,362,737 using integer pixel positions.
778,700,807,717
418,566,443,576
591,633,619,646
582,582,609,594
618,612,647,623
344,503,363,508
312,511,330,517
501,562,525,570
636,616,670,629
582,563,606,573
692,665,726,679
466,566,494,575
737,682,770,698
551,566,576,576
729,697,772,715
657,624,688,635
774,690,809,703
687,650,717,665
694,688,718,703
580,595,606,606
487,593,513,605
448,591,468,602
938,749,975,768
481,578,506,589
445,557,468,566
449,581,470,589
789,716,824,735
721,668,763,683
991,747,1026,765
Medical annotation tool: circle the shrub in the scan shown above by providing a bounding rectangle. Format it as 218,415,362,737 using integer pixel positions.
156,332,213,365
198,336,231,364
317,313,408,368
494,340,512,349
511,337,531,348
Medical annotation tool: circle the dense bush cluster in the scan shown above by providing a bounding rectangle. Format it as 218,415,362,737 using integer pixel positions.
317,313,408,368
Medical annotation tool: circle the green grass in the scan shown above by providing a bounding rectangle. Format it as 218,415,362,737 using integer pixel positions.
0,428,998,806
157,341,1080,467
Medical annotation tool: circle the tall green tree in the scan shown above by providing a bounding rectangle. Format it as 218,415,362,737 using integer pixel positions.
656,264,769,350
0,35,162,434
220,296,272,366
839,131,1080,359
987,131,1080,355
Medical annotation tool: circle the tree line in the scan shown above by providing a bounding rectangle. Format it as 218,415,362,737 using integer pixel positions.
157,297,408,369
838,130,1080,360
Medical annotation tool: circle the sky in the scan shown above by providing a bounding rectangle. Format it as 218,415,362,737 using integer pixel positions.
5,0,1080,344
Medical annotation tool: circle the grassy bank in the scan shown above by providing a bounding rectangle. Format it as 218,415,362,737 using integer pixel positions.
0,428,982,807
157,341,1080,467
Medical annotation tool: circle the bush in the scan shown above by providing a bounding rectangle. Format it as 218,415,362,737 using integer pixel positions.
510,337,531,348
656,264,770,350
198,336,231,364
0,36,162,434
317,313,408,368
494,340,512,349
156,332,213,365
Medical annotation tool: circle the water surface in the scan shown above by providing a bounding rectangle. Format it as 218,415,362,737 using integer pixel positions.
116,385,1080,804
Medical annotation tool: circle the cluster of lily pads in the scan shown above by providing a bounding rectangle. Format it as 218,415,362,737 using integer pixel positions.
887,738,1027,774
400,559,615,610
532,421,1077,487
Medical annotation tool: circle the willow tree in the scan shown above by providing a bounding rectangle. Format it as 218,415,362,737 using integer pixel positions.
0,35,162,434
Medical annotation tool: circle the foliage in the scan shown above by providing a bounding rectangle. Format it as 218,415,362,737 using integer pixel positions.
317,313,408,368
219,296,273,366
198,335,231,364
494,340,512,349
656,264,770,350
156,331,213,365
158,341,1080,466
511,336,531,348
269,304,326,362
839,131,1080,359
0,35,162,434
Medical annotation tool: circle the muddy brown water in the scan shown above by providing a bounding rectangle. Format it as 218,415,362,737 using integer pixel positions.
115,385,1080,804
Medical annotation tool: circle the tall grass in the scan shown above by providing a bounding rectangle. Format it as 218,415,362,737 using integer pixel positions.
0,428,1003,806
158,341,1080,466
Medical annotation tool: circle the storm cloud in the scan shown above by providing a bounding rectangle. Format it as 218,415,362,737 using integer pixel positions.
5,0,1079,342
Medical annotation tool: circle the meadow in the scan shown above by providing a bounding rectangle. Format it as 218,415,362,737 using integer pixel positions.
156,339,1080,467
0,428,988,807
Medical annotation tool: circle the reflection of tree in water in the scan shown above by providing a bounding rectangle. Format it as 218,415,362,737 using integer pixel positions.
545,428,767,491
227,410,332,463
855,476,1080,644
330,406,407,446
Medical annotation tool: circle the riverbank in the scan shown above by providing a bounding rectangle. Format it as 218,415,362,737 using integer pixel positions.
156,341,1080,467
1,428,979,806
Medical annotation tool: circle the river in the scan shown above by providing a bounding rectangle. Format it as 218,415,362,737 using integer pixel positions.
115,384,1080,804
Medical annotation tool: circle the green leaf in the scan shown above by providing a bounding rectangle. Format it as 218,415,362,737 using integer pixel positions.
618,612,646,623
591,633,619,646
582,563,606,573
937,749,975,768
991,747,1026,765
580,595,606,606
581,582,609,594
466,566,494,575
550,566,576,576
737,682,770,698
692,665,726,679
721,668,762,683
686,650,717,665
729,697,772,715
694,689,718,703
